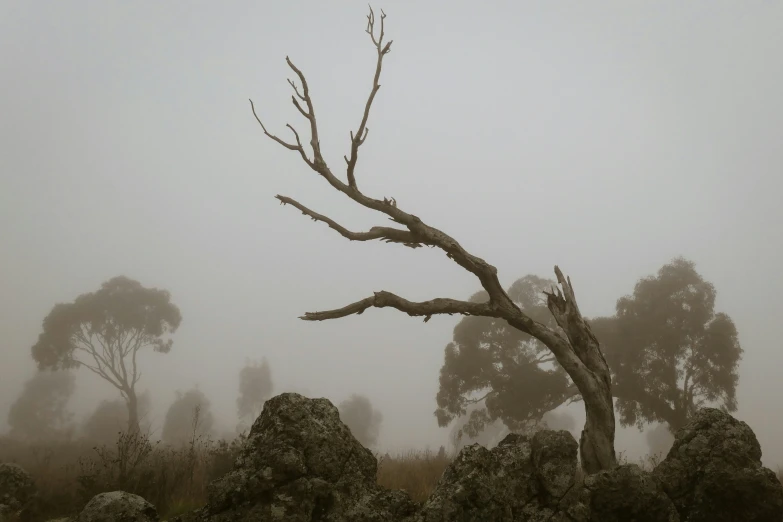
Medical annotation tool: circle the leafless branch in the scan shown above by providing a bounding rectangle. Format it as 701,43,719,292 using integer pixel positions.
344,5,394,189
287,78,306,101
253,6,618,475
249,10,594,373
276,195,427,248
300,291,499,323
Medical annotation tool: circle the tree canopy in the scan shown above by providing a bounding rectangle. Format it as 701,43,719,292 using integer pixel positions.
436,258,742,436
31,276,182,432
236,357,273,430
435,275,574,437
338,394,383,448
81,392,152,445
593,257,742,431
7,370,75,442
162,388,215,446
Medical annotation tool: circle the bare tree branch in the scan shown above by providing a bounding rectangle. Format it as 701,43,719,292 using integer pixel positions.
344,6,393,189
252,5,618,474
276,195,427,248
285,57,326,167
300,291,498,323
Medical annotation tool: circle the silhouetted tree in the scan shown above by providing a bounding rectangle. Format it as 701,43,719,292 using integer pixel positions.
236,357,273,430
7,370,76,441
592,257,742,432
338,394,383,447
252,6,617,474
450,403,575,452
162,388,215,446
31,276,182,434
82,392,152,445
435,275,574,437
436,258,741,440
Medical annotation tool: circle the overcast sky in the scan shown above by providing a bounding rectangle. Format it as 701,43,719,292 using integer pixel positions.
1,1,781,466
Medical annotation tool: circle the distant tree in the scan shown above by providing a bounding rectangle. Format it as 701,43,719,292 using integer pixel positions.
592,257,742,432
236,357,273,430
7,370,76,441
338,394,383,448
436,258,741,438
161,388,215,446
81,392,152,445
449,402,576,453
435,275,574,437
31,276,182,434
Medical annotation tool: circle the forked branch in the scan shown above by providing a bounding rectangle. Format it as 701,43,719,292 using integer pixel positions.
344,6,393,189
250,7,513,306
276,195,427,248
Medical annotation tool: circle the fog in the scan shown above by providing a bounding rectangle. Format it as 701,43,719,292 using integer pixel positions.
1,1,781,467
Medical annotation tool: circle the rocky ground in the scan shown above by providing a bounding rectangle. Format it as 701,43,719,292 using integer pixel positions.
2,393,782,521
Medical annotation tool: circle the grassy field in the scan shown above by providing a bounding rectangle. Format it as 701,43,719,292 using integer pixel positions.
0,434,781,521
0,433,452,521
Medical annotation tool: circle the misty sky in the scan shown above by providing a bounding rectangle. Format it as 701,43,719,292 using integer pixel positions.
1,2,782,466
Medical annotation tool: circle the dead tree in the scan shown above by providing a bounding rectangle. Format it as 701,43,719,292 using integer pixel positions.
250,7,617,474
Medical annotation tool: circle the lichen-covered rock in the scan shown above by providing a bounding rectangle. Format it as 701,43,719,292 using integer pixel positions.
416,431,578,521
75,491,158,522
562,464,679,522
175,393,417,521
0,463,36,510
531,430,579,502
168,395,782,522
653,408,783,522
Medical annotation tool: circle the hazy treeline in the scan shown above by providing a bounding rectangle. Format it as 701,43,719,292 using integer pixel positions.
2,256,741,460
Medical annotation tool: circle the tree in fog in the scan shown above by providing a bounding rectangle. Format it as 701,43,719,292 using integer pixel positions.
7,370,76,441
82,391,152,445
338,394,383,448
436,258,741,439
31,276,182,434
236,357,273,429
252,6,617,473
449,403,575,452
162,388,215,446
435,276,574,438
591,257,742,432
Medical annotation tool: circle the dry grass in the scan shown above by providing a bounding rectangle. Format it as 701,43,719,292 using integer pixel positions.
0,435,454,521
376,447,451,503
0,433,241,521
2,433,781,521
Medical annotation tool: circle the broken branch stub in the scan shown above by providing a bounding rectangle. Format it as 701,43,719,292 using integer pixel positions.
251,6,617,474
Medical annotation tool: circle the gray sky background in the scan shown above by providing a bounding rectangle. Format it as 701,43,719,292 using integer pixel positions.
1,1,781,465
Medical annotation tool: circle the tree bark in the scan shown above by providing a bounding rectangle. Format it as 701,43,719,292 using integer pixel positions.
578,371,617,473
507,268,617,473
125,387,140,435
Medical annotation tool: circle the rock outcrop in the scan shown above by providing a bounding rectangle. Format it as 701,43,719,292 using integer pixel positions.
174,392,418,521
0,462,36,520
653,408,783,522
75,491,158,522
114,396,783,521
417,430,578,521
564,463,679,522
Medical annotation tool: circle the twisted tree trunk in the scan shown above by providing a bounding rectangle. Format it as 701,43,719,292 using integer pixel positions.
250,7,617,473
